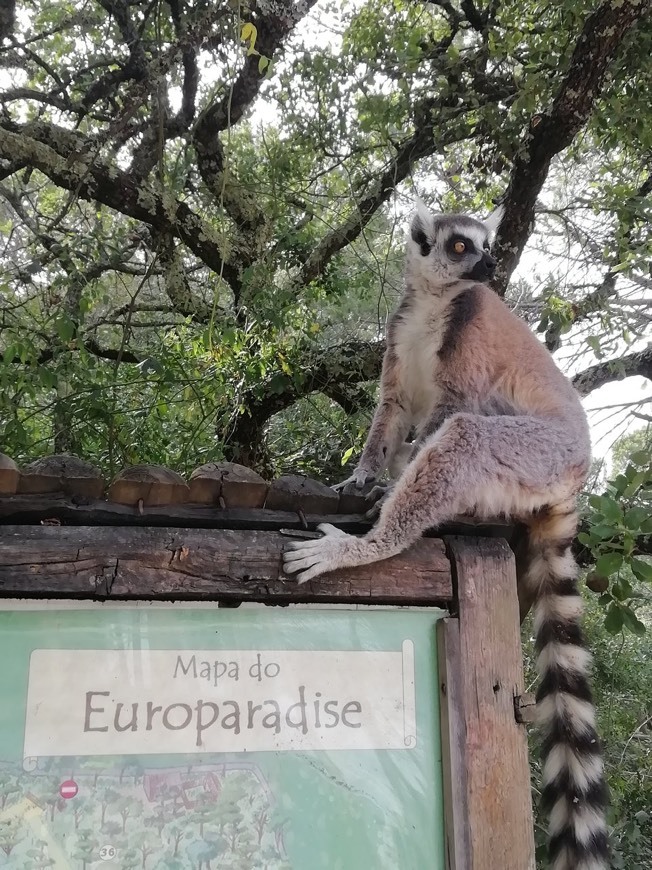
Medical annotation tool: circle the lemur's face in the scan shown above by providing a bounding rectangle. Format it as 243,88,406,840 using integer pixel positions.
408,209,497,284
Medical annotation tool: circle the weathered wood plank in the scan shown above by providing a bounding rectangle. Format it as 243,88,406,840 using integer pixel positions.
437,618,472,870
0,493,516,541
0,494,371,531
444,536,535,870
0,525,453,605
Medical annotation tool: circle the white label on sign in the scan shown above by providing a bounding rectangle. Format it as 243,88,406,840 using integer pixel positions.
24,643,416,758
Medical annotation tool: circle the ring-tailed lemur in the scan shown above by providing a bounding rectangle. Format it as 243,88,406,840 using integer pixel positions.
283,202,608,870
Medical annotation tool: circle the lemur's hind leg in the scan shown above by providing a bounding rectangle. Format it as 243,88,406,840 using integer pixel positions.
284,413,582,584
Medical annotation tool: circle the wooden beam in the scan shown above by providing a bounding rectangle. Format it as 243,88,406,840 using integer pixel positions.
437,617,471,870
0,525,453,605
0,494,372,531
0,494,516,542
441,537,535,870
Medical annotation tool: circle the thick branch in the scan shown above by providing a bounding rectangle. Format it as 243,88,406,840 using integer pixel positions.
4,339,141,366
226,339,384,461
157,234,213,320
572,347,652,397
0,124,239,286
193,1,317,251
493,0,651,294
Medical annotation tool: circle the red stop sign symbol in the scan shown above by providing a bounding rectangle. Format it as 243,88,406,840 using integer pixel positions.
59,780,78,799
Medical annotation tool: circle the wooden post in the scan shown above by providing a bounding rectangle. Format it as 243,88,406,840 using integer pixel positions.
438,536,535,870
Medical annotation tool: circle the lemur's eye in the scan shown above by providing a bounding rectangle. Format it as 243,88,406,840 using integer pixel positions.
453,240,466,254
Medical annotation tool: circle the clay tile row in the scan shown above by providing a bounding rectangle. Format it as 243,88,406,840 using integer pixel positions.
0,454,371,515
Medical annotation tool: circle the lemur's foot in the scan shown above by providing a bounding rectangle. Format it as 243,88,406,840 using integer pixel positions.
331,468,376,494
283,523,355,584
364,482,395,520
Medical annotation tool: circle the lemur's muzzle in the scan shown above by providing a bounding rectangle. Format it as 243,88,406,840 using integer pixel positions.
464,252,497,281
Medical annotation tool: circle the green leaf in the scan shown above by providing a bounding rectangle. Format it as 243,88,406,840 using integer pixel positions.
54,316,75,342
588,494,622,524
341,446,354,466
612,576,633,601
630,450,651,467
591,524,620,540
621,606,646,637
612,474,629,495
586,335,603,358
624,507,650,530
604,602,624,634
268,373,289,394
630,558,652,582
600,497,624,524
623,470,647,497
595,552,623,577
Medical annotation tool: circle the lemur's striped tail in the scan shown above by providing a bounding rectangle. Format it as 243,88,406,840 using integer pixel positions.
526,503,609,870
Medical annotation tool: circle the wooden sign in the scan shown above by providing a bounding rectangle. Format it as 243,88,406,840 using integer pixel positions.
0,603,447,868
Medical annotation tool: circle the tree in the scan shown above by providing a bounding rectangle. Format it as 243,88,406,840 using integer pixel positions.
185,834,227,870
72,828,99,870
0,774,19,811
612,426,652,475
97,785,121,827
110,795,142,835
0,0,649,477
136,830,159,869
0,817,21,857
165,817,188,858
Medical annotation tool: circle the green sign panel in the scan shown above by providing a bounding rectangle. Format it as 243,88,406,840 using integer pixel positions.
0,604,445,868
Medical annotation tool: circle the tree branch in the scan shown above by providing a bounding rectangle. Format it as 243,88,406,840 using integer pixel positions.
157,233,213,320
573,346,652,397
493,0,651,294
299,99,475,286
0,123,239,287
542,171,652,349
193,0,317,256
225,339,384,464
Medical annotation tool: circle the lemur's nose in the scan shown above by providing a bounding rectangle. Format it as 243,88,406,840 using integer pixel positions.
484,253,497,274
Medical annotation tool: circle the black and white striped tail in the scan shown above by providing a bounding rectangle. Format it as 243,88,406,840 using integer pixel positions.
527,505,609,870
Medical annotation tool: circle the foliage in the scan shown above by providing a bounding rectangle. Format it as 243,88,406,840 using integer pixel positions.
0,0,649,478
581,433,652,632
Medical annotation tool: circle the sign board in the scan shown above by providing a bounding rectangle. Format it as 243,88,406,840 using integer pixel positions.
0,604,445,868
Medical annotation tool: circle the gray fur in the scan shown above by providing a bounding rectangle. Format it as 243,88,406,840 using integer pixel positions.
286,203,608,870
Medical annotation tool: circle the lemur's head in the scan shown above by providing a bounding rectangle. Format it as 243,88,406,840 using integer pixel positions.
407,201,502,288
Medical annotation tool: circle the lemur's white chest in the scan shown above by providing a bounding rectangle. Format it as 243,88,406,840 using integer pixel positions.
392,293,448,424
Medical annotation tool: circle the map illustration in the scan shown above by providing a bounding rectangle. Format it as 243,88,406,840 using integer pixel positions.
0,605,445,868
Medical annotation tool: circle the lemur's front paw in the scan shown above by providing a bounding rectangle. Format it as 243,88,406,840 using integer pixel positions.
331,468,376,494
283,523,351,584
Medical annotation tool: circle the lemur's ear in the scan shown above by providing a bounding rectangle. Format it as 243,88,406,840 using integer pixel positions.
483,202,504,236
410,197,433,247
414,197,433,228
411,198,437,244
